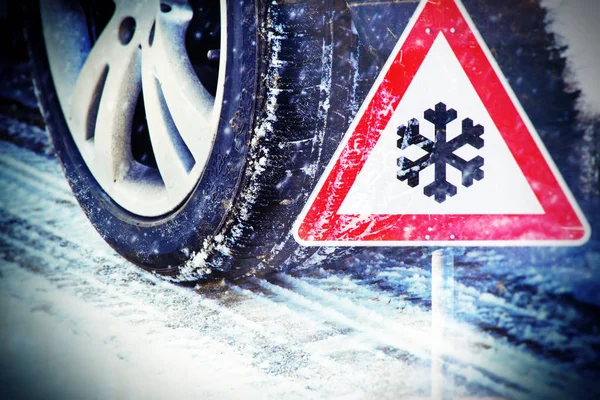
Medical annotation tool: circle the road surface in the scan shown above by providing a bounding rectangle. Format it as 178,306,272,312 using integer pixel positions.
1,4,600,398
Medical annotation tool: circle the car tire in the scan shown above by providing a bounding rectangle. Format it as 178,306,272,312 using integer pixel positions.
25,0,361,282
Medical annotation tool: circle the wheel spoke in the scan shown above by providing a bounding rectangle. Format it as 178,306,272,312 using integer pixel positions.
69,8,142,186
142,72,194,195
144,2,216,167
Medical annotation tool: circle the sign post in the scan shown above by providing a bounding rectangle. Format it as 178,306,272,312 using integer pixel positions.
294,0,591,396
429,248,460,400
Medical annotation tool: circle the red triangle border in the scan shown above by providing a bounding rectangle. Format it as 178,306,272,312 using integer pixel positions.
295,0,590,246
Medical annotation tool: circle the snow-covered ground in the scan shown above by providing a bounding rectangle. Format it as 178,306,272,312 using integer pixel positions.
0,128,598,399
1,2,600,399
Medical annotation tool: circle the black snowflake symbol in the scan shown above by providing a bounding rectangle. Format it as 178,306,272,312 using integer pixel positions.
396,102,484,203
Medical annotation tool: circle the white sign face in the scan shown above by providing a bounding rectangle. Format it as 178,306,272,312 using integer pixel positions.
338,34,543,216
294,0,590,246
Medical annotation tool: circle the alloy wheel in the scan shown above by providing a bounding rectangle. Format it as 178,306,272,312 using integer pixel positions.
40,0,226,217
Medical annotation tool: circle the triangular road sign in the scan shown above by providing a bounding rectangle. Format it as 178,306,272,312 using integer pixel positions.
294,0,590,246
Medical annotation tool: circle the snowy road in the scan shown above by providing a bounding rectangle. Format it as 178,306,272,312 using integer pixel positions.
2,2,600,396
1,137,599,399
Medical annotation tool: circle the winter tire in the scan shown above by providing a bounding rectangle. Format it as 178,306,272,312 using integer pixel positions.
25,0,361,281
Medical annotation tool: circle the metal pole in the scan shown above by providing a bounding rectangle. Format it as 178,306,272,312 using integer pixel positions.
431,249,455,400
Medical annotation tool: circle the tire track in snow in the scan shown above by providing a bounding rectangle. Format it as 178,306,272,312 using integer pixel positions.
0,226,321,394
278,273,595,400
0,261,313,400
254,275,534,400
0,151,72,199
225,279,434,397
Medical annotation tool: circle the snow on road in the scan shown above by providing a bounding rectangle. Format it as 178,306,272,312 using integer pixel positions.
2,1,600,395
1,139,598,399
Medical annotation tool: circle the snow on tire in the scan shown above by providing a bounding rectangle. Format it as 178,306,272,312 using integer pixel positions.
25,0,361,281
